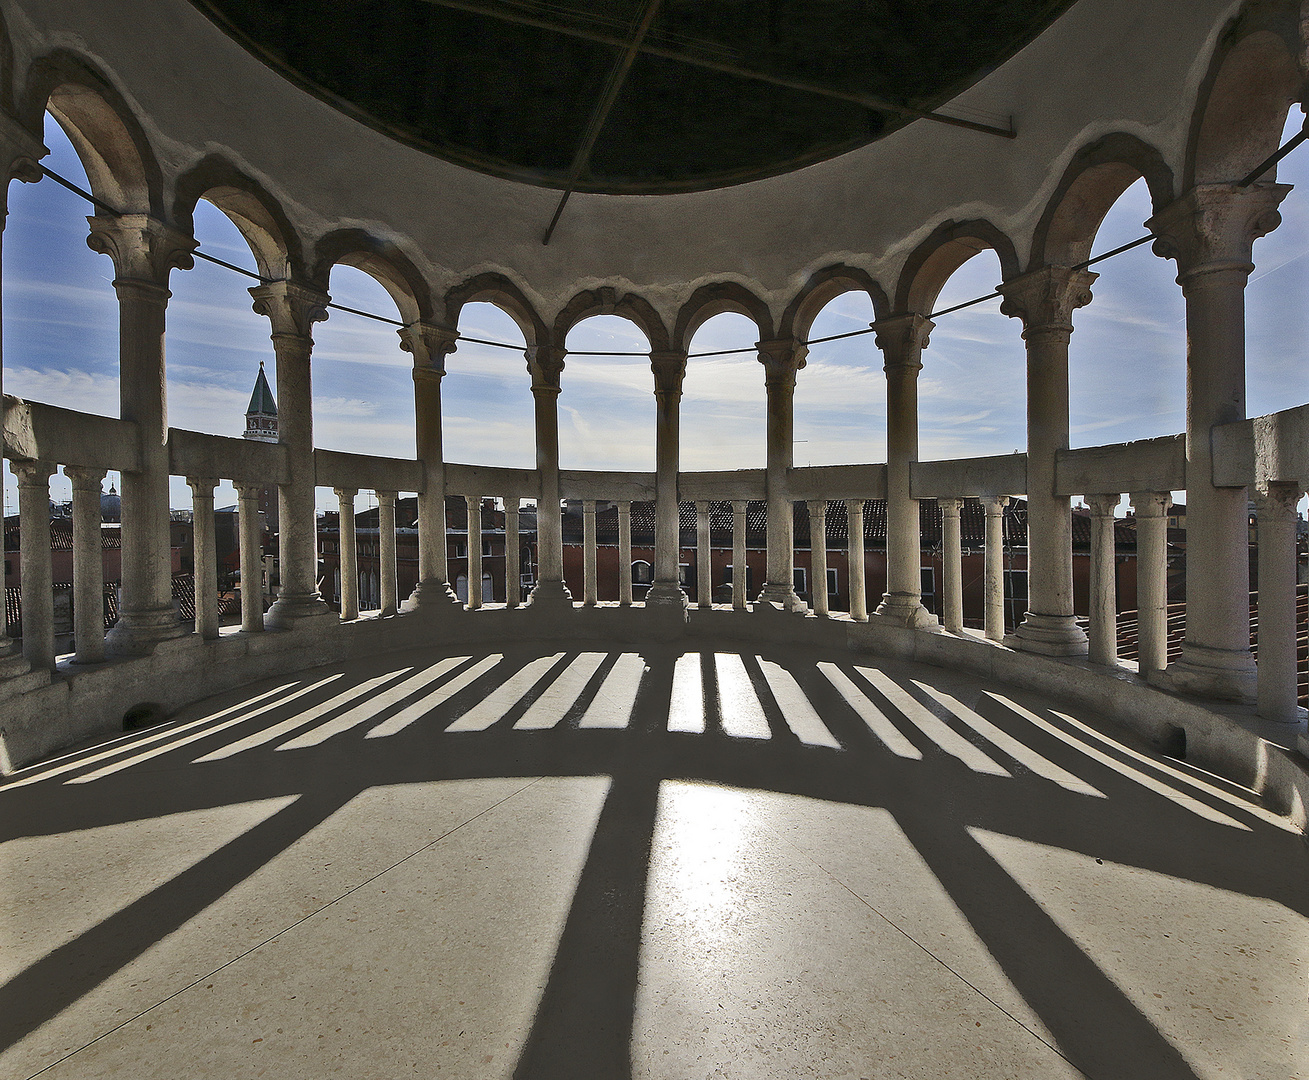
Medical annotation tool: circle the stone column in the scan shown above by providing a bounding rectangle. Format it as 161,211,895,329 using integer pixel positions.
847,499,868,622
378,490,399,616
506,500,521,607
0,122,45,660
939,498,964,633
981,495,1009,642
335,488,359,620
695,501,711,608
731,500,748,611
1130,492,1172,676
88,216,196,656
582,499,598,606
1148,184,1289,701
618,501,633,606
235,483,264,633
998,266,1096,656
526,343,571,608
873,314,935,627
66,467,108,663
1256,482,1301,722
185,476,219,641
648,350,689,608
756,338,808,611
1087,494,1120,666
13,460,54,668
400,322,460,611
248,280,332,629
808,500,829,617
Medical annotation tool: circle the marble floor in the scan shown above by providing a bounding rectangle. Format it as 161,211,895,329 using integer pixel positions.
2,641,1307,1079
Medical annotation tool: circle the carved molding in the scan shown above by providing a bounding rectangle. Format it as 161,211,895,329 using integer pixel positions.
998,266,1097,334
1148,183,1291,279
86,214,195,284
756,337,807,389
249,280,330,339
872,313,933,372
400,321,458,375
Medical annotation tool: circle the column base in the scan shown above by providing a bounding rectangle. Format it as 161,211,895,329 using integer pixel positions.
1157,641,1257,704
874,593,938,629
1006,612,1089,657
526,578,574,612
401,578,462,614
753,582,809,614
104,605,186,658
0,638,30,679
644,580,689,609
265,593,335,631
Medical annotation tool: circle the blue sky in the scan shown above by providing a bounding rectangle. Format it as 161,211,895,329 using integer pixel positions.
3,111,1307,514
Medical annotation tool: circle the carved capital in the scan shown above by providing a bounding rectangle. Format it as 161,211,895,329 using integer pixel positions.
0,113,47,191
186,476,219,497
1148,183,1290,281
1129,491,1172,518
10,459,54,487
1255,480,1302,520
400,321,458,376
998,266,1097,335
334,487,358,501
757,337,807,389
1086,493,1120,519
649,350,688,396
526,344,566,391
235,482,263,501
979,494,1009,515
873,313,933,371
937,496,963,517
249,280,330,339
376,489,398,504
64,465,107,493
86,214,196,285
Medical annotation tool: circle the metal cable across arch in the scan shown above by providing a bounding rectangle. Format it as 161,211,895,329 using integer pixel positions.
35,118,1306,358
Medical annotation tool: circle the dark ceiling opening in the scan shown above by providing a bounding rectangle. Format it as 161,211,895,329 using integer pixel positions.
191,0,1076,194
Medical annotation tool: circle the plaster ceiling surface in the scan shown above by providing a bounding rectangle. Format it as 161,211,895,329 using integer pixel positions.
188,0,1076,193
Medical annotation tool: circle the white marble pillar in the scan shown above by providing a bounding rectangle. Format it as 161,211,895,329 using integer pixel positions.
981,495,1009,642
731,500,748,611
400,322,460,611
938,498,964,633
1256,482,1301,722
1130,491,1172,676
847,499,868,622
1087,494,1120,666
618,501,633,606
756,338,808,611
808,500,829,617
249,281,333,629
0,125,44,659
582,499,597,606
88,216,196,656
506,499,521,607
695,501,711,608
648,351,689,608
66,467,107,663
13,460,54,668
873,314,935,627
999,267,1096,656
335,488,359,620
1149,183,1289,701
526,344,571,608
378,490,399,616
235,483,264,633
185,476,219,641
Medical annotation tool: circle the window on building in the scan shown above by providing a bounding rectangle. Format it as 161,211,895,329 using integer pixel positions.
724,564,753,595
631,560,653,584
827,567,839,596
453,540,467,558
793,567,807,596
921,567,936,599
678,563,691,586
1003,569,1028,601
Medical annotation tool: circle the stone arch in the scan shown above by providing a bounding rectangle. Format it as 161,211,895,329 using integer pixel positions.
172,155,301,281
552,288,669,352
672,282,774,353
22,50,163,216
1029,133,1175,269
312,229,434,324
893,219,1021,316
444,272,548,348
1187,14,1303,187
779,264,890,343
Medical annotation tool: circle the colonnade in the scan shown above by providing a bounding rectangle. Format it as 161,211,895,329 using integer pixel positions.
0,133,1300,723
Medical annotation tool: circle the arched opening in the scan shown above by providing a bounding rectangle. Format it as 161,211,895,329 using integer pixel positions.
680,312,767,471
558,314,654,471
443,302,535,470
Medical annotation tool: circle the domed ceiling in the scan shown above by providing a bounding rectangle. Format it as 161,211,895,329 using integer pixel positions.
192,0,1076,195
